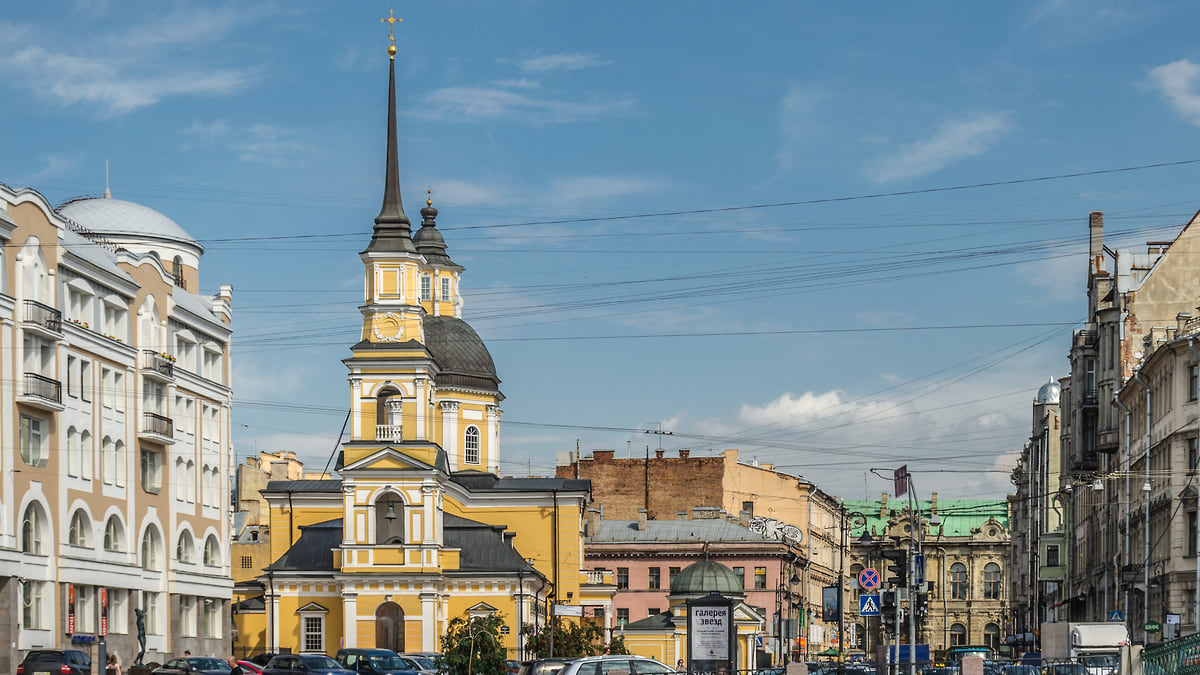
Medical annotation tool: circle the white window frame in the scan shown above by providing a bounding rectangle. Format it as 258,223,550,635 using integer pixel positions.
20,414,46,467
440,276,451,302
179,595,197,637
77,585,95,633
420,274,432,301
21,503,45,554
202,597,222,638
141,448,163,493
464,425,481,465
301,613,325,653
68,510,90,548
22,579,47,629
141,526,161,571
108,588,129,634
104,516,124,552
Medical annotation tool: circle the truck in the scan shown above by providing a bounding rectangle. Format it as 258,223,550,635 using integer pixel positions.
1041,622,1129,675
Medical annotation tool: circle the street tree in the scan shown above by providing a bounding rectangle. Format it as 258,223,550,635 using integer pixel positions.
521,619,629,659
442,614,508,675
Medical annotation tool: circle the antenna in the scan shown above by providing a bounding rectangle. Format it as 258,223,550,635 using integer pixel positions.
103,160,111,199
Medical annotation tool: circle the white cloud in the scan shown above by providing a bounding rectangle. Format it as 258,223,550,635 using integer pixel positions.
415,86,635,125
0,8,259,117
30,154,80,181
177,120,308,167
547,175,667,204
179,119,232,141
1149,59,1200,126
865,112,1012,183
501,52,610,74
777,84,827,169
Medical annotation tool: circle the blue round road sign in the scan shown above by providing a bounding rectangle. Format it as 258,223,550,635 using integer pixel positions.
859,568,880,590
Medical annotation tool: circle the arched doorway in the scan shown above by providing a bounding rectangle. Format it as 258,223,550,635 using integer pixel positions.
376,602,404,651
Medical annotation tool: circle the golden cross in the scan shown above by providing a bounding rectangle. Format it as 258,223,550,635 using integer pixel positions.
381,10,402,49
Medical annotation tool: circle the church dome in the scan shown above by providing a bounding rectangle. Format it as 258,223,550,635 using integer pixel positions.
670,559,744,595
1036,378,1060,404
58,197,202,250
423,315,500,393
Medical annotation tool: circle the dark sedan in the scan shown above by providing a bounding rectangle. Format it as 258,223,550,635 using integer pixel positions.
153,658,233,675
264,655,356,675
18,651,92,675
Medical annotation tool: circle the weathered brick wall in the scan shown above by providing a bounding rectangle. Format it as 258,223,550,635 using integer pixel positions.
559,450,726,520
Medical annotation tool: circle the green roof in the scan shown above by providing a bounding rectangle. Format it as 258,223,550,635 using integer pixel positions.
841,499,1008,538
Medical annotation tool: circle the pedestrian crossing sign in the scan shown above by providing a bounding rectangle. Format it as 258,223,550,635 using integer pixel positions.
1110,610,1123,622
859,594,881,616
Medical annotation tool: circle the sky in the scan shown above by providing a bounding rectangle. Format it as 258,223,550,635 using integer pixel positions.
4,1,1200,502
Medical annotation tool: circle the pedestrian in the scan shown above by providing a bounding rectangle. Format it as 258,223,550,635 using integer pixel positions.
184,651,191,658
676,660,684,672
106,654,122,675
227,656,242,675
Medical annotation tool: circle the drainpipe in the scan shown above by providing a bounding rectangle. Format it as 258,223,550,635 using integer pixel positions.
1114,394,1132,638
1132,369,1151,644
1188,338,1200,629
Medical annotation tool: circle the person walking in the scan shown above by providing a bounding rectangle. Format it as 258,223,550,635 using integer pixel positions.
106,654,122,675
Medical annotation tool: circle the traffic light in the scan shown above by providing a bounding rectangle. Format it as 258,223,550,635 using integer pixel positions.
882,549,908,587
916,591,929,618
881,589,898,634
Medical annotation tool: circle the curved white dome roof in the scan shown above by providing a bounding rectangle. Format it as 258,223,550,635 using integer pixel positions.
1036,377,1061,404
58,197,201,250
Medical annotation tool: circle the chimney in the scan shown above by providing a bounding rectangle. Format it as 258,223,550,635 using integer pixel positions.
586,507,602,536
931,492,938,516
679,449,690,459
678,511,688,520
655,450,665,459
1179,313,1193,335
637,509,648,531
1089,211,1104,270
739,509,751,526
880,493,888,519
594,450,615,461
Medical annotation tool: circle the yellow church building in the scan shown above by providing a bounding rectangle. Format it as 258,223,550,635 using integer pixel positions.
235,32,614,657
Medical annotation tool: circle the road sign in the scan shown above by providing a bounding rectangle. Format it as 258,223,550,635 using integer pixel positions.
1109,610,1123,622
859,568,881,590
913,553,925,586
1145,622,1162,632
859,594,881,616
756,635,764,648
894,465,909,497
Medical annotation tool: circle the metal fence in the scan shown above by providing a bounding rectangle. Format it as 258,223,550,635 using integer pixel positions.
1143,632,1200,675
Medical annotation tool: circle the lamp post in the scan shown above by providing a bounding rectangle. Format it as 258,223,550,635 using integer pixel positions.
839,506,871,675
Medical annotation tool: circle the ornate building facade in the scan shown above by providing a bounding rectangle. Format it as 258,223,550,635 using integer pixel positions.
0,182,234,668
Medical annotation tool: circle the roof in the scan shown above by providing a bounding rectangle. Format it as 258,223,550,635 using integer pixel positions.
57,197,200,248
265,513,538,575
622,612,675,630
450,471,590,493
234,596,265,612
423,316,500,391
263,479,342,494
842,499,1009,538
266,518,343,571
589,518,775,544
671,559,743,595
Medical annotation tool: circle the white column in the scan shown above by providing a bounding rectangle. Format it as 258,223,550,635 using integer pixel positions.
350,377,363,440
414,378,427,440
343,484,356,545
342,589,358,648
486,405,500,474
270,587,281,651
441,401,459,471
421,592,438,651
423,484,436,543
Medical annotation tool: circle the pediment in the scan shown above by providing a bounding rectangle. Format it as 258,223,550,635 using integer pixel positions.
468,602,499,612
342,446,439,473
297,602,328,614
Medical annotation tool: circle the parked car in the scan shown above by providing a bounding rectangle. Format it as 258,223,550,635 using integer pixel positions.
397,655,442,674
557,656,677,675
335,649,424,675
264,655,355,675
153,658,233,675
516,659,574,675
17,651,92,675
248,656,279,668
237,662,266,675
506,661,521,675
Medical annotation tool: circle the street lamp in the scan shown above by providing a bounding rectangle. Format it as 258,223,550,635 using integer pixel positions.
839,507,870,674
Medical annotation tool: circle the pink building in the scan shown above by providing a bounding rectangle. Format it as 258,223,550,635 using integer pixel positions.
586,508,811,663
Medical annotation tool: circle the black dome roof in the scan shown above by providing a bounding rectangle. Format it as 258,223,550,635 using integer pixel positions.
423,315,500,392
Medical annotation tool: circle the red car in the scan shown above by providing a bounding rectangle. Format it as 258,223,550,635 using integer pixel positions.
237,662,265,675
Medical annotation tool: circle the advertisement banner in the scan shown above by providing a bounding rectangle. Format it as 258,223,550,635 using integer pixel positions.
822,585,839,622
67,583,76,634
100,587,108,636
689,605,730,661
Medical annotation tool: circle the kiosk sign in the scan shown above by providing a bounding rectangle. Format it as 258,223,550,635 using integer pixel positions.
690,606,730,660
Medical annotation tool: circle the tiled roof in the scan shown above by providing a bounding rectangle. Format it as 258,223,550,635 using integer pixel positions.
266,518,343,571
423,316,500,391
450,471,589,492
841,499,1009,538
263,479,342,494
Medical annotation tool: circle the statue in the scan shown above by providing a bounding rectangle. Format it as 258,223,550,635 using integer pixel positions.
133,609,147,666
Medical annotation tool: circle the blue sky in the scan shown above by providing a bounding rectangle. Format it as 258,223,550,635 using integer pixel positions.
5,1,1200,501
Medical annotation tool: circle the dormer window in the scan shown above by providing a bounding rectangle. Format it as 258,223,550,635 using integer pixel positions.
375,494,404,544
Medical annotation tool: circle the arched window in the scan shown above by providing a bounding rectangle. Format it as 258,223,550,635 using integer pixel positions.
68,510,91,548
21,503,47,554
464,426,480,465
950,562,968,599
176,530,195,563
67,426,80,477
376,494,405,545
175,457,186,502
172,256,184,288
104,516,124,552
203,535,220,567
141,525,162,571
114,440,126,486
984,623,1001,651
984,562,1002,599
376,389,402,442
80,430,92,480
186,460,196,503
950,623,967,647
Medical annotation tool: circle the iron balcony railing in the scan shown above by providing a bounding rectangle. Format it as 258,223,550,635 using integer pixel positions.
23,372,61,404
142,412,174,437
23,299,61,332
141,350,175,378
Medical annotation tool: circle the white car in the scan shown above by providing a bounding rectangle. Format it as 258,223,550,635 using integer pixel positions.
557,656,678,675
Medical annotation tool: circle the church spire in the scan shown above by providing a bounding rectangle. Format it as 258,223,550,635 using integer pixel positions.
367,11,416,254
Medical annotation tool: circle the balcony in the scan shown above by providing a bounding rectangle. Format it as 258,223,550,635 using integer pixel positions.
140,350,175,381
582,569,615,586
140,412,175,445
19,372,64,411
1081,389,1099,408
377,424,402,443
23,300,62,336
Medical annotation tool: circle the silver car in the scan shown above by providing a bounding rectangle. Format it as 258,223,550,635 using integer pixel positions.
557,656,677,675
